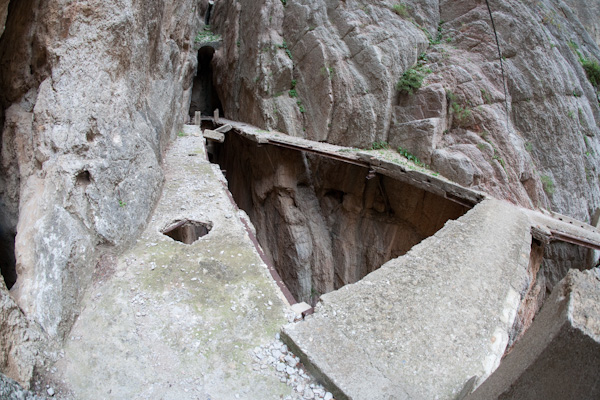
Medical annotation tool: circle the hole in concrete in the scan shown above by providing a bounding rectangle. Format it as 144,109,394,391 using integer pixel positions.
76,170,91,186
212,133,470,304
161,219,212,245
189,46,223,119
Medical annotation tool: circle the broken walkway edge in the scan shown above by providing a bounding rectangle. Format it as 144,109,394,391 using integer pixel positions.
466,268,600,399
210,118,488,208
281,199,535,399
208,118,600,250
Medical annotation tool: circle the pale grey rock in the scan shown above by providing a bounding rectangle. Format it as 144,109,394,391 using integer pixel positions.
0,0,200,339
0,285,46,388
209,0,600,222
563,0,600,47
0,0,8,39
0,373,47,400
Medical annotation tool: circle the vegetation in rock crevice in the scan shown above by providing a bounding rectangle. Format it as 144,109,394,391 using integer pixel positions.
396,54,431,95
195,25,221,44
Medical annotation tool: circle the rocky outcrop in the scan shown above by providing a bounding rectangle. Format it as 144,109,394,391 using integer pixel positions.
0,286,46,388
0,0,200,343
0,0,8,38
564,0,600,47
208,0,600,222
0,373,47,400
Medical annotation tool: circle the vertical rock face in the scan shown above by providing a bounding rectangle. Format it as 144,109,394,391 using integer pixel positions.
208,0,600,222
0,0,8,38
0,0,200,339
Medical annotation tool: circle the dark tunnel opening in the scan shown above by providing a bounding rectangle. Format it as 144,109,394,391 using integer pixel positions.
189,46,223,120
0,219,17,290
210,132,471,305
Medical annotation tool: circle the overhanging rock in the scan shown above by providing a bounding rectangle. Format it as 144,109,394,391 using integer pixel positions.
282,199,533,399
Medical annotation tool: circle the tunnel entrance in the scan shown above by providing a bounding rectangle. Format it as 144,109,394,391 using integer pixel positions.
188,46,223,120
211,132,470,305
0,222,16,290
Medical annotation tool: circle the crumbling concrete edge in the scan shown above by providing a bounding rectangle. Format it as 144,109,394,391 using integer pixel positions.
280,327,348,400
466,268,600,399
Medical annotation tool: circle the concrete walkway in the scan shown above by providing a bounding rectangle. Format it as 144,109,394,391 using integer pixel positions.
283,199,534,399
48,126,311,399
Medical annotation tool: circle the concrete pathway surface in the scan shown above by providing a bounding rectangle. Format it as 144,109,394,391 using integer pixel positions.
47,126,322,400
283,199,534,400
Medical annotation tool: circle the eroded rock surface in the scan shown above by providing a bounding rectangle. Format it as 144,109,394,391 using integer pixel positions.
0,0,199,341
208,0,600,221
0,286,46,387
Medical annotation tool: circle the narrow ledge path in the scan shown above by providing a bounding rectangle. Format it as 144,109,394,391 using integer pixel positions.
48,126,312,399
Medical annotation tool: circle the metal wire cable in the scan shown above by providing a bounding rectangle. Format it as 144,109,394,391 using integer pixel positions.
485,0,511,133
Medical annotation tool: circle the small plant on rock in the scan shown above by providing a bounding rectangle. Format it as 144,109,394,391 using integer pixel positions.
397,146,428,168
392,3,409,18
195,26,221,44
397,66,425,94
370,141,390,150
541,175,555,195
582,58,600,88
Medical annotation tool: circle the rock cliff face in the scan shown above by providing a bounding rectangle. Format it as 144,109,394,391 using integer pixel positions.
0,0,199,347
209,0,600,222
1,0,600,390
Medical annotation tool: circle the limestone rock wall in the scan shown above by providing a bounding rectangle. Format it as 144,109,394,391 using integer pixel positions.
208,0,600,222
0,0,200,342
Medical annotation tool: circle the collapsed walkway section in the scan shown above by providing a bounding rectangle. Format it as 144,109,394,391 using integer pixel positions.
467,267,600,399
208,120,480,305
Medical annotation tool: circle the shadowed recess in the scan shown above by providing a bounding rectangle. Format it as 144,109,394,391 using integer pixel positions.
211,132,471,305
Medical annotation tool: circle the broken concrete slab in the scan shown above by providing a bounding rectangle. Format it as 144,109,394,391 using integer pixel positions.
202,129,225,143
215,124,232,133
282,199,534,400
466,268,600,400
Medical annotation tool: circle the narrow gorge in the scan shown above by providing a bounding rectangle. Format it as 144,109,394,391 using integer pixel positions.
1,0,600,399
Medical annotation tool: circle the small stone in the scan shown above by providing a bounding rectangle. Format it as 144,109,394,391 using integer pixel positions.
296,384,305,393
303,388,315,399
47,387,55,396
286,366,295,375
324,393,333,400
276,362,286,372
285,354,297,366
272,349,282,359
